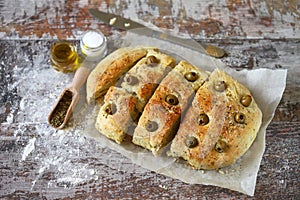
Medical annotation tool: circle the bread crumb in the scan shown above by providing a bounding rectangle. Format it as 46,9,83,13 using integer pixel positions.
109,17,117,25
159,184,168,189
218,169,227,174
200,170,205,174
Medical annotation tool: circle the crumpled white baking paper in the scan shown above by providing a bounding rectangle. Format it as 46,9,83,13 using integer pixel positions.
81,29,287,196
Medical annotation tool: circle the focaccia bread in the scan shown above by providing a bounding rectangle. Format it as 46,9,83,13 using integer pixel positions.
95,86,139,144
86,46,154,104
169,69,262,169
121,49,176,112
96,49,176,144
132,61,209,155
88,46,263,170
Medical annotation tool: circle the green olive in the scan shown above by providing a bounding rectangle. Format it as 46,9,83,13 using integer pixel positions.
165,94,179,106
234,112,245,124
146,55,159,65
214,80,226,92
185,136,198,148
104,103,117,115
125,75,138,85
184,72,198,82
198,113,209,126
215,139,228,153
145,120,158,132
240,95,252,107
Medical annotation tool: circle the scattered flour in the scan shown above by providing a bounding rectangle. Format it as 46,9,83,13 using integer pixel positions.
21,137,36,161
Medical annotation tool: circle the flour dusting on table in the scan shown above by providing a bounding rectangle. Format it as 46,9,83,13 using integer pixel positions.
0,40,135,198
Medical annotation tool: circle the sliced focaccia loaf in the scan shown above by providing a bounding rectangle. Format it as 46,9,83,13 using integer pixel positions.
121,49,176,112
169,69,262,169
95,86,139,144
132,60,209,155
86,46,154,104
95,49,176,144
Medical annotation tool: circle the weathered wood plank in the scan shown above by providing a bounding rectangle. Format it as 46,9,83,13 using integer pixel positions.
0,122,299,199
0,0,299,39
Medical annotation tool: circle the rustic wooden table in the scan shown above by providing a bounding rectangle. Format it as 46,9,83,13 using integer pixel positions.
0,0,299,199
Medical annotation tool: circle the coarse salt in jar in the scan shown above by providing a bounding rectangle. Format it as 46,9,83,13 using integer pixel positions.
80,30,107,61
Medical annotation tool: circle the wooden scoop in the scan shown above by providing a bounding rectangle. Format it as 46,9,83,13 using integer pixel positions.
48,66,90,129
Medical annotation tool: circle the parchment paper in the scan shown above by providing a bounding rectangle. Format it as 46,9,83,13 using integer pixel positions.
81,29,287,196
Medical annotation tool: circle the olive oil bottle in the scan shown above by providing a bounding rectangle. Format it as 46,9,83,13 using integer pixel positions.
50,41,79,73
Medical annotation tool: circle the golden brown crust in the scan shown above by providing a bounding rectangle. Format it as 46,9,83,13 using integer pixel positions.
121,49,176,112
86,47,153,104
169,69,262,169
95,86,139,144
89,46,262,169
132,61,209,155
95,49,177,144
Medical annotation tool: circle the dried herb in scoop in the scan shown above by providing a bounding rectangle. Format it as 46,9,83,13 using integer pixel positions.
49,90,73,128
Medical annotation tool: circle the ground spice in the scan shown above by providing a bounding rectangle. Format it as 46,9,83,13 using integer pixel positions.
49,90,73,128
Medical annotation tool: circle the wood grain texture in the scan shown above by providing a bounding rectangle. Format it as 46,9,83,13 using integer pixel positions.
0,0,299,199
0,0,299,39
0,122,299,199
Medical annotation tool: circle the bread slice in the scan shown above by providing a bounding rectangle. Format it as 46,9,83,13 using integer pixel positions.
95,86,139,144
86,46,153,104
169,69,262,169
96,49,176,144
132,61,209,155
121,49,176,112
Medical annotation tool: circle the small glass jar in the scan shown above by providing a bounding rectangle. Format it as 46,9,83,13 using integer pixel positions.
80,30,107,61
50,41,79,73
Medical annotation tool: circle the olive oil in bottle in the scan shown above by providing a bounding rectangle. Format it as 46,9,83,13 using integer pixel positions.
50,41,79,73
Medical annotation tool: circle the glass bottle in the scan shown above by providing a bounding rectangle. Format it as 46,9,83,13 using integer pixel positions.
50,41,79,73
